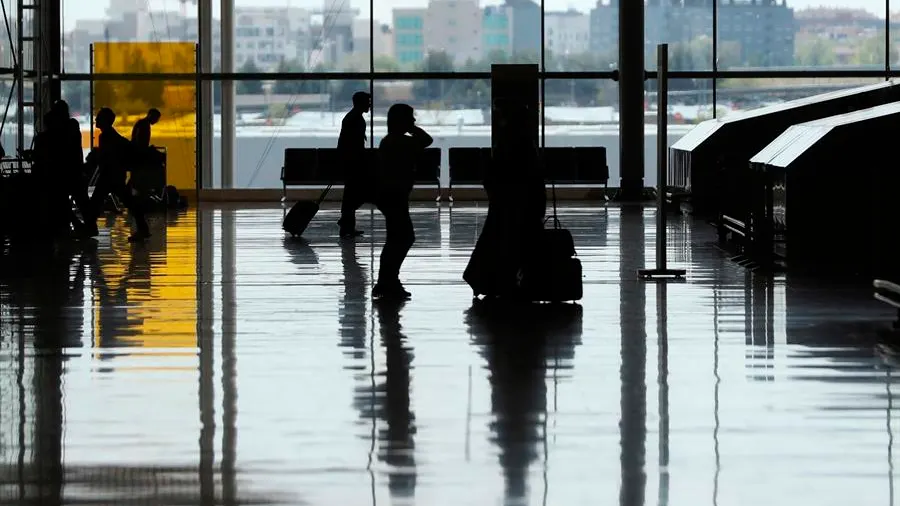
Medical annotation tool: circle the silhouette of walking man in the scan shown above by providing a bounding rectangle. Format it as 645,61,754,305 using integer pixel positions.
337,91,371,238
372,104,432,300
90,107,151,243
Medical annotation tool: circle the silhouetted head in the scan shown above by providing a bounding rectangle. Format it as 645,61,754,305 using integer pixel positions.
52,99,71,120
96,107,116,130
387,103,415,134
352,91,371,113
147,108,161,124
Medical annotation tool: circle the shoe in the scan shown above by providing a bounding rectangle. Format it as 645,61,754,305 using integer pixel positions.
372,281,411,300
340,229,364,238
128,232,151,243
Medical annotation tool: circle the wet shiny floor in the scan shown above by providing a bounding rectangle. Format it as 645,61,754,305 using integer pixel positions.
1,202,899,505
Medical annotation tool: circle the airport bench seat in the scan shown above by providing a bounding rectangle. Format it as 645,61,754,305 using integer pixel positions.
874,279,900,329
281,148,326,200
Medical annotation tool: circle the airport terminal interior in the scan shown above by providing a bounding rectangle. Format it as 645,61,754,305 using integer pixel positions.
4,0,900,504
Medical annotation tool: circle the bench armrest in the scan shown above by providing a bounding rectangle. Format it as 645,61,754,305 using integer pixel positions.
874,279,900,293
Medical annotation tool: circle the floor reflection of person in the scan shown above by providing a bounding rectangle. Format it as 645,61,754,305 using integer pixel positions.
465,300,582,503
374,299,417,499
338,240,367,360
30,245,84,504
372,104,433,300
464,100,546,300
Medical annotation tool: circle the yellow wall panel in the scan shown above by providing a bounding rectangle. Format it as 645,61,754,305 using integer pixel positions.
92,42,197,191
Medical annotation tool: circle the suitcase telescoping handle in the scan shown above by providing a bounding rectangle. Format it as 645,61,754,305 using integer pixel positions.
316,183,334,205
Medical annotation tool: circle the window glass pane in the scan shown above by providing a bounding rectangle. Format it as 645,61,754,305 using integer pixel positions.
543,78,619,184
719,1,886,69
377,0,540,71
222,79,365,189
62,0,200,74
645,0,714,71
551,7,606,71
223,0,373,73
714,76,886,113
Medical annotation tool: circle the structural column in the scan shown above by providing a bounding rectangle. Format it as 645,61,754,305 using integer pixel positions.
35,0,61,123
618,0,645,199
199,0,213,189
221,0,235,188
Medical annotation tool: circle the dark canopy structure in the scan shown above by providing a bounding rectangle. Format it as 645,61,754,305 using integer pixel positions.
669,80,900,215
747,101,900,278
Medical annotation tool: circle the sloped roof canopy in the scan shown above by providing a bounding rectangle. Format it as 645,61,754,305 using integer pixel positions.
750,101,900,169
671,80,900,153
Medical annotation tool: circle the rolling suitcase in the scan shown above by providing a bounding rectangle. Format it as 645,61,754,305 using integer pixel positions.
283,184,332,237
519,218,583,302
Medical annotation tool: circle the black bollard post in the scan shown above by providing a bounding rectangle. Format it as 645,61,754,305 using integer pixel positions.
638,44,686,281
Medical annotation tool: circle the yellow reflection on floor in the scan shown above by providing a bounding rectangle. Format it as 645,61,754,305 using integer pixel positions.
92,210,197,351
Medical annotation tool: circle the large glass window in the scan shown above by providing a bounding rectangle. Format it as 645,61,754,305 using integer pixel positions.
646,0,714,71
54,0,900,192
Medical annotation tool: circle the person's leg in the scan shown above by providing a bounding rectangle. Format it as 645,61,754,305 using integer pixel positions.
90,177,110,217
339,181,361,236
339,163,366,237
115,183,151,241
69,173,98,236
374,197,415,297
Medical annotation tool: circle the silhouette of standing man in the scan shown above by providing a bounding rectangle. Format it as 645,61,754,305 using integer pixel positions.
90,107,151,243
132,108,161,149
337,91,371,238
372,104,432,299
52,100,98,237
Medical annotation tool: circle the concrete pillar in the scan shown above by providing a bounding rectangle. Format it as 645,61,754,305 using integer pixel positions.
34,0,61,130
221,0,235,188
618,0,645,199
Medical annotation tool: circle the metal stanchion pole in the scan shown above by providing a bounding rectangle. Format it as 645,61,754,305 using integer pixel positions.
639,44,686,281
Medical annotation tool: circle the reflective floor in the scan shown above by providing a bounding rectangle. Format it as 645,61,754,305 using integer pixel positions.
1,202,899,505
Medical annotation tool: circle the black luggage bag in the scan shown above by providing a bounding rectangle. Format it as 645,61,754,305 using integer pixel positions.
519,218,583,303
283,184,332,237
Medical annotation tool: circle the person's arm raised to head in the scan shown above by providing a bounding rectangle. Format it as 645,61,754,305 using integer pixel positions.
408,125,433,148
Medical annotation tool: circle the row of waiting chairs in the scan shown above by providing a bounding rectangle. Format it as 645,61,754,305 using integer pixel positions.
280,146,609,200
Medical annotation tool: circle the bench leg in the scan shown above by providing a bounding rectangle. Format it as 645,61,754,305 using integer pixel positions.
448,181,454,203
436,180,442,203
281,184,287,202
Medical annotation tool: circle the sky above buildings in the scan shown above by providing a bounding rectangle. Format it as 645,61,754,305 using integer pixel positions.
61,0,890,31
